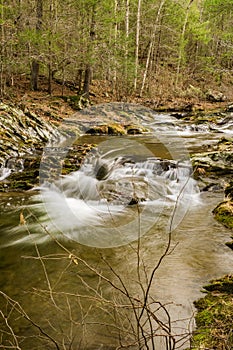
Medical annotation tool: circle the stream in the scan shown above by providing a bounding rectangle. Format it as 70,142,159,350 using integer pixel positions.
0,104,232,349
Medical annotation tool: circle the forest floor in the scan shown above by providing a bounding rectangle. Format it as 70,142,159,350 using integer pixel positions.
1,75,231,124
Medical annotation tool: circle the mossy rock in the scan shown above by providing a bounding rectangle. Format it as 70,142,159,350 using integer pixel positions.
86,123,126,135
204,275,233,294
191,275,233,350
225,181,233,200
218,136,233,146
0,143,95,191
62,143,95,174
107,124,126,135
86,123,149,136
192,151,233,178
213,200,233,229
0,169,39,191
86,125,109,135
124,124,148,134
61,95,90,110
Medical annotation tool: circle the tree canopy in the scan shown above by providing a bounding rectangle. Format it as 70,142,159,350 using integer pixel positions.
0,0,232,98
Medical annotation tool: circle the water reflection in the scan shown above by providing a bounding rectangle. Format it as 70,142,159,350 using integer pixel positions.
0,189,232,349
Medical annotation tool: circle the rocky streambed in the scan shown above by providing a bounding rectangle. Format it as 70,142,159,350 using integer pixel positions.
1,100,232,234
0,102,152,191
0,100,233,349
0,102,59,189
170,109,233,349
0,100,232,234
0,102,96,190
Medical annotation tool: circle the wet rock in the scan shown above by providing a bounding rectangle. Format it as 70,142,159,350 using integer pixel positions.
86,123,126,135
212,180,233,230
0,142,95,191
192,137,233,178
124,124,148,134
128,197,146,205
107,124,126,135
204,275,233,294
202,182,224,192
225,181,233,200
226,240,233,250
0,102,60,168
170,112,189,119
0,102,91,191
97,176,148,205
217,115,232,125
86,122,149,136
192,151,233,177
92,156,129,181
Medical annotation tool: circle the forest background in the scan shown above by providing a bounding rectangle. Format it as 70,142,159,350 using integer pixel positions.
0,0,233,105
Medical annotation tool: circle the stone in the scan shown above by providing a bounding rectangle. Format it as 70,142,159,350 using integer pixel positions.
206,90,227,102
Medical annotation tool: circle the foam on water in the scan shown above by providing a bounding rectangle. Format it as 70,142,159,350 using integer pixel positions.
6,150,200,248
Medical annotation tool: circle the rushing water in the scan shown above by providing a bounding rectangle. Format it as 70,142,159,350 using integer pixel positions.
0,105,232,349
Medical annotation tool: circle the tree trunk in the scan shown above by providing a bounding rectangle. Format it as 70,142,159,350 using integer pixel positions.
175,0,194,87
140,0,166,96
48,60,52,95
82,5,96,98
76,69,83,94
124,0,130,80
83,65,92,98
31,0,43,91
0,3,5,96
134,0,141,91
31,60,40,91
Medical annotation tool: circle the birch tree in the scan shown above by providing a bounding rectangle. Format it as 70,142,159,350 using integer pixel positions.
175,0,194,87
134,0,142,90
140,0,166,96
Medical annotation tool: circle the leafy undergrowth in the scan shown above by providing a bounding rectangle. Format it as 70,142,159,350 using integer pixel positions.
191,275,233,350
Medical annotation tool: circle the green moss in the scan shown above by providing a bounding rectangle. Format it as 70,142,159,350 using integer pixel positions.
60,95,90,110
86,123,126,135
213,200,233,229
107,124,126,135
124,124,148,134
204,275,233,294
85,122,149,136
191,275,233,350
